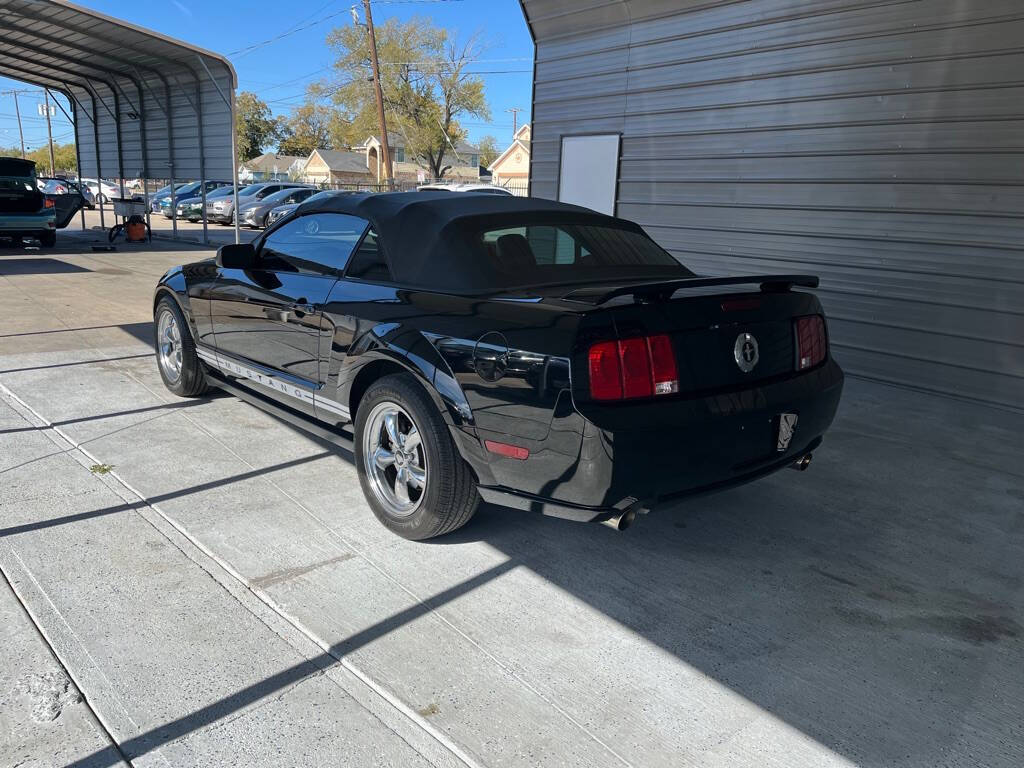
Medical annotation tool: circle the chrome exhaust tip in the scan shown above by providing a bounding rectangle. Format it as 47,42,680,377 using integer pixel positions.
599,507,638,531
790,453,813,471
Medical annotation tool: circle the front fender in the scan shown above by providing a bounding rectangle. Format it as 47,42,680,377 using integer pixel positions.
153,267,202,342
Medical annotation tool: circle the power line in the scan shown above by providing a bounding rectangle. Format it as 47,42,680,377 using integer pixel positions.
229,7,351,58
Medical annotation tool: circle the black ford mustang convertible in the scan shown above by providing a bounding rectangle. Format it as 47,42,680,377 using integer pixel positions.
153,193,843,539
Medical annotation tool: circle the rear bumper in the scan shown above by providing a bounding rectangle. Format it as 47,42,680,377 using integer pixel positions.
0,212,56,232
477,359,844,521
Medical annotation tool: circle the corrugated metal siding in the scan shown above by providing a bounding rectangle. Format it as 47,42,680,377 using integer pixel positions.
522,0,1024,410
0,0,235,183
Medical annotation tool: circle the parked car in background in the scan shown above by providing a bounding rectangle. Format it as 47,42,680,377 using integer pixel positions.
1,158,85,247
151,183,193,213
176,186,235,222
159,180,232,218
238,185,317,229
153,193,843,540
417,183,513,195
208,181,309,225
79,178,121,204
264,189,358,228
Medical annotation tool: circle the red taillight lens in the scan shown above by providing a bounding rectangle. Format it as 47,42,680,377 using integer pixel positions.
795,315,827,370
588,340,623,400
588,335,679,401
618,338,653,398
646,334,680,395
43,198,55,209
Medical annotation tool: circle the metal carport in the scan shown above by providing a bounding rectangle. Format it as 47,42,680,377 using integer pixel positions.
0,0,239,243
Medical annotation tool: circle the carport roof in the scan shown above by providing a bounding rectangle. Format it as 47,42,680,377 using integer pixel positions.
0,0,237,181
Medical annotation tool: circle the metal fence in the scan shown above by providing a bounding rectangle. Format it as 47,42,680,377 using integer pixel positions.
315,178,530,196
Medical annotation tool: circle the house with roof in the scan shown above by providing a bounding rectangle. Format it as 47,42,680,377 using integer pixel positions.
488,124,531,187
238,153,306,183
358,133,481,183
302,149,375,185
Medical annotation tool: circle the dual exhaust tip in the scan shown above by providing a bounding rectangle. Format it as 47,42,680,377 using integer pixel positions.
598,452,815,532
599,507,637,531
790,452,813,471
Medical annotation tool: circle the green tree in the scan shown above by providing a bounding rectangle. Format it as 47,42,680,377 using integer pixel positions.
476,135,500,168
277,101,336,157
15,143,77,174
1,143,76,173
236,91,282,161
321,17,490,178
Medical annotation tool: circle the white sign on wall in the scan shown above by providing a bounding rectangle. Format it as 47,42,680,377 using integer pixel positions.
557,134,620,216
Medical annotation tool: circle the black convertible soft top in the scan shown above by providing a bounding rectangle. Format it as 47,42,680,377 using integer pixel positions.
295,191,650,292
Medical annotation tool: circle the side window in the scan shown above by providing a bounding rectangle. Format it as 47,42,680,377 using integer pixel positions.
345,229,392,282
259,213,369,275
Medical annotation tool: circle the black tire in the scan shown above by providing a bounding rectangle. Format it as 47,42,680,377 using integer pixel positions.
153,296,209,397
354,373,479,540
38,230,56,247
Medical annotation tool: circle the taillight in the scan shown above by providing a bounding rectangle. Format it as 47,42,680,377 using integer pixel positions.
794,315,827,370
43,198,55,209
588,334,679,401
618,338,652,398
588,341,622,400
646,334,679,395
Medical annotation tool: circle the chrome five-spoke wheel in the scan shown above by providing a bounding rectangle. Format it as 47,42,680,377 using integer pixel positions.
156,308,183,383
362,401,426,517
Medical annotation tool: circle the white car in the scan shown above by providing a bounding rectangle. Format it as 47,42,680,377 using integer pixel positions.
79,177,122,204
417,183,513,195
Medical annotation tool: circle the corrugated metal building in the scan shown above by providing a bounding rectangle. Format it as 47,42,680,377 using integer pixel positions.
520,0,1024,410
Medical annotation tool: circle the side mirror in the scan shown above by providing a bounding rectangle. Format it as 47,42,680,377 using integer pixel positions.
216,242,257,269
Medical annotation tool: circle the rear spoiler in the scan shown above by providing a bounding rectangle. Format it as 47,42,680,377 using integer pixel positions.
562,274,820,305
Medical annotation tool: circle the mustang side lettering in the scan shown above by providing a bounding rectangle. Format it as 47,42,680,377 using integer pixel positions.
153,193,843,540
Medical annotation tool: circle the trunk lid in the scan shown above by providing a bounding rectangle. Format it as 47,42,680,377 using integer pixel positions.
565,275,824,402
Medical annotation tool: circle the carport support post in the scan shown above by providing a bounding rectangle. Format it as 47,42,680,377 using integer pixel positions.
89,90,104,232
230,92,239,245
111,87,126,227
69,95,86,230
196,54,239,245
194,78,208,245
163,79,176,241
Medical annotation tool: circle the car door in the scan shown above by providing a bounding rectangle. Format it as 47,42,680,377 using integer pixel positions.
207,212,369,416
40,180,85,227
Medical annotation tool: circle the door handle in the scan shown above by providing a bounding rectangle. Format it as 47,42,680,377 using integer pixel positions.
262,306,290,322
289,300,317,315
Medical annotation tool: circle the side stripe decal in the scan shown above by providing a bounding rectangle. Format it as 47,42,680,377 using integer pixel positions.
197,346,350,420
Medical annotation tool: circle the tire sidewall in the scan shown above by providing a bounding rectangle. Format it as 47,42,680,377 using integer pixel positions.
154,296,206,397
354,375,456,539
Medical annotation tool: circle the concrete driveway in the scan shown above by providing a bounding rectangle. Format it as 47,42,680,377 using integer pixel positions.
1,233,1022,767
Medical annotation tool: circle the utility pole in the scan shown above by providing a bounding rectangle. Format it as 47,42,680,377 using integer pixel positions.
43,90,56,175
506,107,524,138
361,0,393,188
11,91,26,158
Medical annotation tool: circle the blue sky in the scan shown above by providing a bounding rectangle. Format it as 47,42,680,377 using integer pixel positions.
0,0,534,155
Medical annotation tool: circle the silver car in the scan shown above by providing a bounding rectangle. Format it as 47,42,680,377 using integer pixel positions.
238,185,317,229
207,182,309,225
265,189,363,228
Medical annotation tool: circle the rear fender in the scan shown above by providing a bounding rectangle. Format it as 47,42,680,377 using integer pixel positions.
338,325,490,482
340,323,473,429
